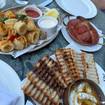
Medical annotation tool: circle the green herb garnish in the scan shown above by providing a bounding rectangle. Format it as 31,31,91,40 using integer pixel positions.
0,17,8,22
16,14,27,20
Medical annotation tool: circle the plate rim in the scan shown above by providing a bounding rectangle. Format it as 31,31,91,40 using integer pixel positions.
55,0,97,19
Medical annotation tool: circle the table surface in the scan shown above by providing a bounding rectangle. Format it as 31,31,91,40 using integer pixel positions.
1,0,105,80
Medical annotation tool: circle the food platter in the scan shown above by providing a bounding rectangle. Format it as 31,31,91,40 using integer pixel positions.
22,44,105,105
61,16,104,52
0,59,24,105
0,5,61,58
55,0,97,19
22,62,105,105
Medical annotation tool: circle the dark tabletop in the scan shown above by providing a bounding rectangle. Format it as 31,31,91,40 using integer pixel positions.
0,0,105,80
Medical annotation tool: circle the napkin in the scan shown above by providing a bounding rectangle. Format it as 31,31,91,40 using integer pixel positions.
0,84,20,105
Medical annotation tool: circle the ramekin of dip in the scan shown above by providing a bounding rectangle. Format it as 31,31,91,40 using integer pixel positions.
37,16,58,38
23,5,42,21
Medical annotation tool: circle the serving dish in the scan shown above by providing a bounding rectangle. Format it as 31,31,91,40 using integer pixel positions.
61,16,103,52
64,79,105,105
0,5,61,58
55,0,97,19
67,16,99,46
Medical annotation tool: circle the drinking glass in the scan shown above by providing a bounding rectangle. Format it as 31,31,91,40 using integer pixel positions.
0,0,6,9
15,0,29,5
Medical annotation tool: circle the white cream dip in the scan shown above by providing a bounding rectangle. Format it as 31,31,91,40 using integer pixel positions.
39,19,57,28
38,16,58,37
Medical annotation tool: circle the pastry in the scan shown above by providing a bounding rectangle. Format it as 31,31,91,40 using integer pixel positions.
0,40,14,52
14,21,27,35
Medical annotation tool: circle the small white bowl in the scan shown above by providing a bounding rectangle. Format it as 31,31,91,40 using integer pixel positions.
37,16,58,38
23,5,42,21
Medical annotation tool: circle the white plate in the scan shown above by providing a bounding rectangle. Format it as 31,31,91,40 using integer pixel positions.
0,60,24,105
61,16,103,52
55,0,97,19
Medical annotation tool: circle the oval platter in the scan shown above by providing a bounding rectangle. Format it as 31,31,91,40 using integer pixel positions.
0,5,61,58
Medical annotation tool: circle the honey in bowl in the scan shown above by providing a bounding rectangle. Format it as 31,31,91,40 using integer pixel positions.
64,79,105,105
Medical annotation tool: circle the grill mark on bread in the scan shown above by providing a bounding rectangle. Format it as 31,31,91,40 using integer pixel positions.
56,48,81,86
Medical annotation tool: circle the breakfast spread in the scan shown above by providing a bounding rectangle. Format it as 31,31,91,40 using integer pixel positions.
67,16,99,46
22,48,100,105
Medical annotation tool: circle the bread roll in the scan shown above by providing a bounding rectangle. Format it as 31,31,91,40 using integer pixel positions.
13,36,27,50
14,21,27,35
0,40,14,52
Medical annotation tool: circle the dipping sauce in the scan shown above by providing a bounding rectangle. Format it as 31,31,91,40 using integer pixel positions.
38,16,58,37
69,82,99,105
38,18,58,29
25,9,40,18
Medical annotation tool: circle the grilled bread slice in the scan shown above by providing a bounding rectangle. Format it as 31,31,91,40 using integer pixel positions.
56,48,81,86
22,56,64,105
56,48,99,86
